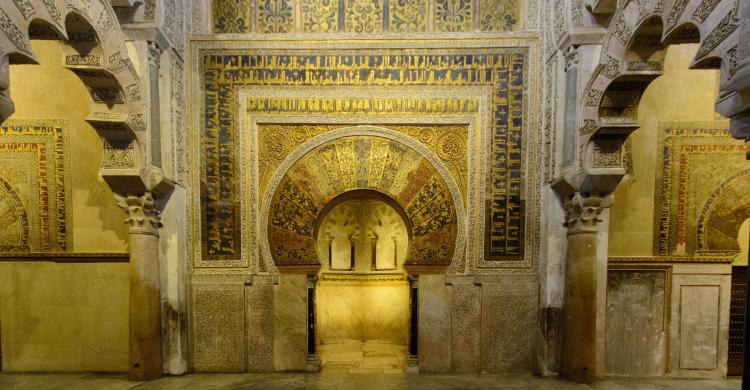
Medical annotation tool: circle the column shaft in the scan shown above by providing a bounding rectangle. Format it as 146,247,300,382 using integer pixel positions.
118,193,163,381
560,230,597,383
129,230,163,380
558,192,611,384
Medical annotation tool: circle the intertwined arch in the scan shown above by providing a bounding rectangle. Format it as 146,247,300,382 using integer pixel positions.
575,0,740,188
0,0,153,193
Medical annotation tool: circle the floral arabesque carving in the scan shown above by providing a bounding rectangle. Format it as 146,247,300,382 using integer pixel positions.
117,192,163,236
563,192,613,234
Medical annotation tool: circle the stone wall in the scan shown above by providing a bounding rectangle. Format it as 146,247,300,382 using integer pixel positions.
605,44,739,378
0,40,130,372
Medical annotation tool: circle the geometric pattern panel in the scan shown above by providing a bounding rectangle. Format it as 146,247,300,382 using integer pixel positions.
654,123,750,257
200,49,527,262
0,120,71,252
213,0,519,33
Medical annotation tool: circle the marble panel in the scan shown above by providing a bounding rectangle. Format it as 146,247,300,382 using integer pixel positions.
480,276,537,372
316,280,409,345
605,269,666,377
0,262,128,372
668,268,730,378
418,275,451,372
679,285,720,370
450,279,481,372
246,276,275,372
274,274,308,371
191,283,245,372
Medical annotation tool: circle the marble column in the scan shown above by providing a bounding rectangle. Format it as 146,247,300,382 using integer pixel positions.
405,274,419,373
559,192,611,383
305,274,320,372
117,192,163,381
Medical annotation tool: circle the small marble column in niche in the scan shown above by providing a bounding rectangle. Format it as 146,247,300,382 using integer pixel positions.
370,235,378,271
349,236,356,271
305,274,320,372
326,236,333,270
405,274,419,373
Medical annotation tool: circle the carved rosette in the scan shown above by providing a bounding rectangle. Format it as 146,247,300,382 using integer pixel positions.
116,192,163,236
562,192,613,234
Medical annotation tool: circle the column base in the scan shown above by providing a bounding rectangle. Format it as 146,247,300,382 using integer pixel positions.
305,354,321,372
404,354,419,374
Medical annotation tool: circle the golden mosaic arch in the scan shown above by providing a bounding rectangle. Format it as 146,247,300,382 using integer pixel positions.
261,126,465,273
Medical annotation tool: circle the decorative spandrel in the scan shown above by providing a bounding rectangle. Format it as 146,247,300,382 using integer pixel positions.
0,177,29,251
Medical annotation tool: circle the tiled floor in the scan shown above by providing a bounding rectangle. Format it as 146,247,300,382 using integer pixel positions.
0,372,741,390
318,341,407,373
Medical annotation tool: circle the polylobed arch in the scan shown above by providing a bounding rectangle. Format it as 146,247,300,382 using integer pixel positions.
0,0,160,195
571,0,740,191
261,125,466,275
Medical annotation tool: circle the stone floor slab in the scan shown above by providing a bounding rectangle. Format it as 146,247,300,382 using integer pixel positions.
0,373,741,390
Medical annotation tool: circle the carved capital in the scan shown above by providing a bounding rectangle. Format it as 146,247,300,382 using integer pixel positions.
407,274,420,288
116,192,162,236
147,41,162,69
306,274,318,288
562,192,613,234
564,46,580,72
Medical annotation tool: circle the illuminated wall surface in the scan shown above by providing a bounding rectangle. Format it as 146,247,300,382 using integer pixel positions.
0,41,129,372
0,0,746,378
608,44,747,260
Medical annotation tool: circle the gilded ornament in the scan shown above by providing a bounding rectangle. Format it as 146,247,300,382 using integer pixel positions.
303,0,340,32
389,0,426,32
345,0,383,32
435,0,474,32
258,0,294,32
478,0,518,32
